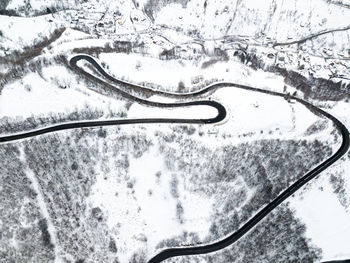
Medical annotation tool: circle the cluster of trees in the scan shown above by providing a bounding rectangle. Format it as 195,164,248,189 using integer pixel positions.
0,0,10,10
0,103,126,136
1,109,336,263
329,171,349,209
166,205,322,263
0,144,56,262
0,0,89,16
15,123,155,262
1,27,65,67
26,131,112,262
129,249,147,263
156,125,332,246
216,139,330,238
0,28,67,91
232,47,350,103
304,120,329,136
279,68,350,101
156,231,201,252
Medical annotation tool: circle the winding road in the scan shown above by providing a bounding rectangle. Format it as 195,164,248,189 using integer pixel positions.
1,54,349,262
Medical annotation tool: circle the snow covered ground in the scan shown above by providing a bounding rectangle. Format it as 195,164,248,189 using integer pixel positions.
97,52,286,94
88,142,214,262
0,14,63,55
290,159,350,261
80,84,335,261
1,0,350,262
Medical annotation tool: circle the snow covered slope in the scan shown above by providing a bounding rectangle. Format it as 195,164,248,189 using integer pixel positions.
1,0,350,262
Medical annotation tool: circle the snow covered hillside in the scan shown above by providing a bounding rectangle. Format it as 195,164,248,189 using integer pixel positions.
1,0,350,262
